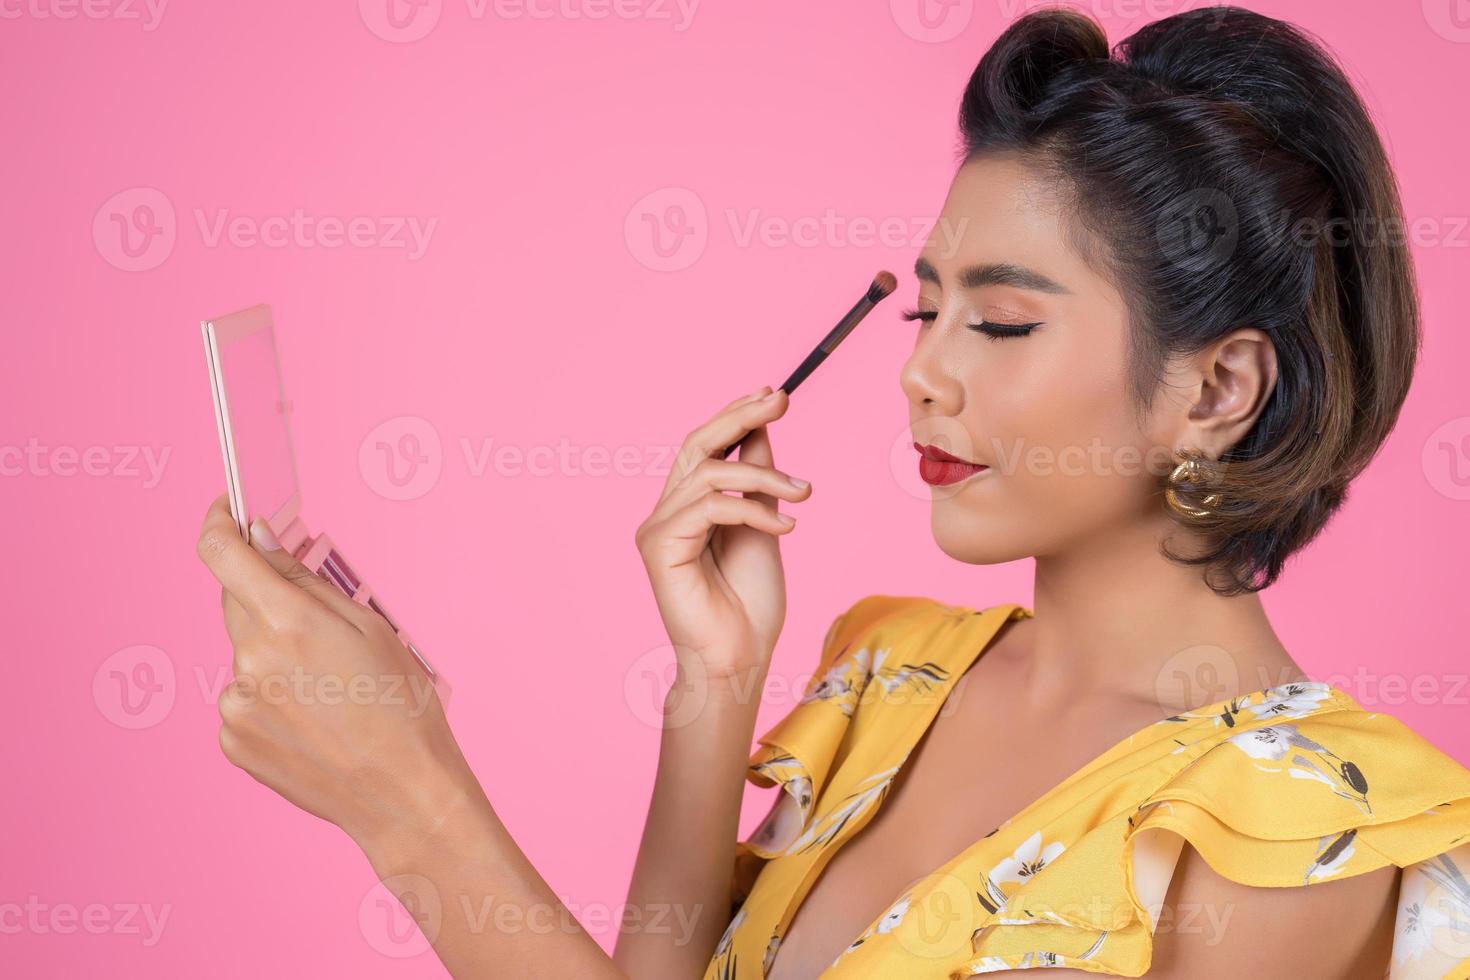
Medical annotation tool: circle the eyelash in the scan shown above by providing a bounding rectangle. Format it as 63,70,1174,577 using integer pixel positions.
899,307,1041,340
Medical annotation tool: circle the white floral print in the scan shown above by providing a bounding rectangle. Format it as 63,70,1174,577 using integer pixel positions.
801,647,871,716
977,831,1066,915
869,647,951,698
1228,724,1298,760
1226,723,1372,814
1247,681,1334,721
1304,829,1357,882
785,763,902,855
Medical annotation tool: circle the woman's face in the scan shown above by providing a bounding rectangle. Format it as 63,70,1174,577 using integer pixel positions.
900,151,1187,564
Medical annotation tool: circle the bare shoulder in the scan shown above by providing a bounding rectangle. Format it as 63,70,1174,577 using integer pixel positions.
1145,841,1400,978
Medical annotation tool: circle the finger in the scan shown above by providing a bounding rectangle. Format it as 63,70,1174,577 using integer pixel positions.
662,491,796,546
221,586,253,644
670,389,790,489
734,424,781,508
715,385,772,415
196,494,312,623
657,386,773,504
656,457,810,519
247,519,379,632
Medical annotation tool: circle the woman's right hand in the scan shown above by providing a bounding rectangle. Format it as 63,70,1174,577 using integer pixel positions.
635,385,812,683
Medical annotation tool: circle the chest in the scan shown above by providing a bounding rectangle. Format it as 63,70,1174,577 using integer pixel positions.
763,673,1156,980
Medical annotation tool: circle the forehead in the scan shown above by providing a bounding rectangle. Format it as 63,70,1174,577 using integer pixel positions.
922,152,1097,290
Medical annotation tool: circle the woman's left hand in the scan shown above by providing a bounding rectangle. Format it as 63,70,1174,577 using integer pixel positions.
195,494,472,852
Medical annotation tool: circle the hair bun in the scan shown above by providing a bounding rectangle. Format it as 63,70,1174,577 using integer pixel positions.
960,7,1109,139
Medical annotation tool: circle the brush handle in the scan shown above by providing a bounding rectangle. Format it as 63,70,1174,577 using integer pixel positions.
717,282,885,459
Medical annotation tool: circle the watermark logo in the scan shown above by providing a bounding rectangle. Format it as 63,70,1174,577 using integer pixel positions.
0,0,169,30
359,415,444,501
359,0,444,42
359,874,441,957
0,439,171,488
93,189,437,270
890,0,972,43
1157,187,1239,274
93,187,176,272
1423,0,1470,42
625,187,708,272
623,643,712,730
93,645,176,730
360,0,699,41
0,897,172,946
1423,416,1470,501
1153,644,1241,718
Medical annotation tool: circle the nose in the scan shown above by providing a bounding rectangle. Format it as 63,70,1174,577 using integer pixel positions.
900,321,963,417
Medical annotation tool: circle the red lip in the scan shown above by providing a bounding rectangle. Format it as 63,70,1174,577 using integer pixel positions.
913,442,989,486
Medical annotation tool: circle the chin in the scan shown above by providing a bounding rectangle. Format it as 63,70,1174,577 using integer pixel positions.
929,503,1032,566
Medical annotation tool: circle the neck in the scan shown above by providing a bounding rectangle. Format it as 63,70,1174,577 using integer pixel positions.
1002,513,1308,716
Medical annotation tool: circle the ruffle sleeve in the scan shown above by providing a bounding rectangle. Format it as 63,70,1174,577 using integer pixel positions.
957,702,1470,977
727,595,919,911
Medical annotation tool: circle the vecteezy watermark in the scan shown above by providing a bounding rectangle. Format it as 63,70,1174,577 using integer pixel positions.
92,187,176,272
357,874,703,958
359,416,445,502
1422,416,1470,501
1264,208,1470,252
358,415,682,501
623,639,966,732
360,874,441,958
624,186,971,273
93,645,440,731
0,439,170,489
1320,669,1470,708
1423,0,1470,43
1149,647,1470,713
890,423,1203,502
1153,643,1243,718
725,210,968,256
209,666,441,719
458,436,679,479
194,208,436,259
889,0,973,43
93,187,437,272
93,645,176,730
358,0,699,43
1156,187,1240,274
882,869,1235,962
0,897,172,946
0,0,168,30
624,187,708,273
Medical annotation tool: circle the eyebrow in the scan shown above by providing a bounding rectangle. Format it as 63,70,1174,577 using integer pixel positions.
913,256,1070,295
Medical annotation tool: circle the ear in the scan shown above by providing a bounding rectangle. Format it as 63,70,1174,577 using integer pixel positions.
1179,327,1278,457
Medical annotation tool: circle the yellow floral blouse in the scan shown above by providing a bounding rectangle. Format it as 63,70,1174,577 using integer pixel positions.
703,595,1470,979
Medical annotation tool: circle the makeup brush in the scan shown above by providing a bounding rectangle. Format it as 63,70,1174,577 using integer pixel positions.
721,270,898,459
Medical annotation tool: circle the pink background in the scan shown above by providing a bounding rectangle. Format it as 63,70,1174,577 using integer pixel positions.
3,1,1468,975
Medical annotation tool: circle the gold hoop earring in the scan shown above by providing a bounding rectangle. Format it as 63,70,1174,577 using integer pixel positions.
1164,457,1222,519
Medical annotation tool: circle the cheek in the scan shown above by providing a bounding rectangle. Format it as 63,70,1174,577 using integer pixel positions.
977,327,1155,525
985,334,1137,465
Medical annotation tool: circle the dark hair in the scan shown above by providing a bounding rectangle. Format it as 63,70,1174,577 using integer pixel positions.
959,5,1421,596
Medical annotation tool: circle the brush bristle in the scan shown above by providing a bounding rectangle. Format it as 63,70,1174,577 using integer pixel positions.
867,270,898,303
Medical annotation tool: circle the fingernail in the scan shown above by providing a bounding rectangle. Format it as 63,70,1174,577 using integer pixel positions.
788,476,809,489
761,389,781,402
749,385,770,399
776,512,796,526
250,518,281,552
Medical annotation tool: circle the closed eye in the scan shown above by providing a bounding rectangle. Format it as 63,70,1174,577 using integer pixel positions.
900,307,1041,341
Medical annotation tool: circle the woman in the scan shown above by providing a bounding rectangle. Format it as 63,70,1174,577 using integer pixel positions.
196,6,1470,978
